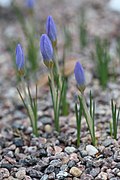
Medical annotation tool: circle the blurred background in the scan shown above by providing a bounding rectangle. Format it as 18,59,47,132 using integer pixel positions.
1,0,120,97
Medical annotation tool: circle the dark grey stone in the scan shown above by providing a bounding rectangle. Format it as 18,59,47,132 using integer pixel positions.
40,116,52,125
39,149,47,157
67,160,76,168
50,159,62,167
27,169,43,178
103,139,113,147
13,138,24,147
45,165,54,174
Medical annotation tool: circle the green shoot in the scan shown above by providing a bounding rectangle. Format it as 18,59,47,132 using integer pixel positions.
94,37,110,89
48,72,65,132
61,78,69,116
17,80,38,137
79,92,96,146
111,99,120,139
78,8,88,49
53,44,69,116
89,91,95,145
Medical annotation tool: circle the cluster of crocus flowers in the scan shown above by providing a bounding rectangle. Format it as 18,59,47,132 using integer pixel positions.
40,16,57,68
40,16,64,132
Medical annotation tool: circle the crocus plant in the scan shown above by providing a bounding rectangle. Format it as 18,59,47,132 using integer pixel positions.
46,16,69,115
16,43,38,137
74,61,96,146
46,15,69,116
40,34,64,132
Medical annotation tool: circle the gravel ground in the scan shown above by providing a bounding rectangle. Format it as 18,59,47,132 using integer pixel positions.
0,0,120,179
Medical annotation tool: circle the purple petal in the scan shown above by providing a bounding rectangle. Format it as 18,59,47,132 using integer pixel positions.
74,61,85,86
40,34,53,61
16,44,24,70
46,16,57,42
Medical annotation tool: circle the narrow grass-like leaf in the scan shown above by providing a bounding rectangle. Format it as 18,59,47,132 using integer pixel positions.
111,99,120,139
17,87,33,128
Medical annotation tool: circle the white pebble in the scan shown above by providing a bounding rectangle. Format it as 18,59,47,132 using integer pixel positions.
86,145,98,156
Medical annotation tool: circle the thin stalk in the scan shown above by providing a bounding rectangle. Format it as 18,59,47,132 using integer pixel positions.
49,68,60,132
75,97,82,147
17,87,33,129
80,93,95,146
54,48,62,90
34,84,38,136
111,99,119,139
20,77,37,136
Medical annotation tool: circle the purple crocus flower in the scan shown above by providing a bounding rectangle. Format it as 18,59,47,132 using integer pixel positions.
16,44,25,71
40,34,53,68
74,61,85,92
26,0,35,9
46,16,57,43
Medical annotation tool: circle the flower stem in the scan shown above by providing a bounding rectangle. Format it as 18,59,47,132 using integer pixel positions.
80,93,96,146
49,68,60,132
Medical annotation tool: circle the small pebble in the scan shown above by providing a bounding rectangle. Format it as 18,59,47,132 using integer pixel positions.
70,153,79,162
0,168,10,179
56,171,68,179
7,176,17,180
80,150,88,157
97,172,108,180
16,168,26,179
103,139,113,147
86,145,98,156
60,164,68,171
90,167,100,177
24,176,32,180
48,172,55,179
13,138,24,147
24,146,37,153
54,146,62,155
27,169,43,178
45,165,54,174
44,124,52,133
117,171,120,177
68,160,76,168
39,148,47,157
40,174,48,180
65,146,76,154
50,159,62,167
69,167,82,177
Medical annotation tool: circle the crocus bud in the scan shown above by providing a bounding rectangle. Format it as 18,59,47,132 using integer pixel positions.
16,44,25,75
40,34,54,68
46,16,57,48
74,61,86,93
26,0,35,9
